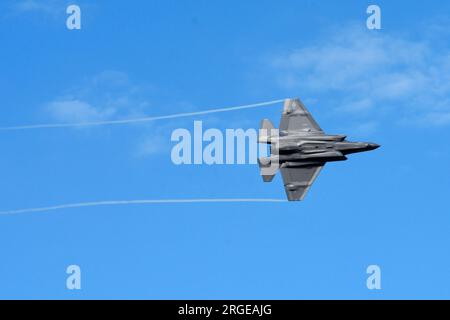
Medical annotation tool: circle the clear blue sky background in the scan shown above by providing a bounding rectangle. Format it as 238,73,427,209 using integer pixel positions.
1,0,450,299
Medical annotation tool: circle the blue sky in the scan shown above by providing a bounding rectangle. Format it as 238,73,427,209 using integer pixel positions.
1,0,450,299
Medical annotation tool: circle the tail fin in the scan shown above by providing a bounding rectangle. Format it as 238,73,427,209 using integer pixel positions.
258,157,278,182
258,119,278,181
259,119,275,143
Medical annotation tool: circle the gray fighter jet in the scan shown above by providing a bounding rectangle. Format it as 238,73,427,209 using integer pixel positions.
258,98,379,201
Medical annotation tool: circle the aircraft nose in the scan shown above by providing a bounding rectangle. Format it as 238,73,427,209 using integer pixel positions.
367,143,380,150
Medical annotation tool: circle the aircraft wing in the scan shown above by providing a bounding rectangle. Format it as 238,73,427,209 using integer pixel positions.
279,99,324,134
280,165,324,201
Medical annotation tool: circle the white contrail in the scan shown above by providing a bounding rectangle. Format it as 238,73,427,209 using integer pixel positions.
0,99,287,131
0,198,286,216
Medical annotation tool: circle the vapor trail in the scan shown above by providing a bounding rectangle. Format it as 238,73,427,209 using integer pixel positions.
0,198,286,216
0,99,286,131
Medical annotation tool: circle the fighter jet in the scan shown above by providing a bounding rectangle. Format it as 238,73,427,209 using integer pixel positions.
258,98,379,201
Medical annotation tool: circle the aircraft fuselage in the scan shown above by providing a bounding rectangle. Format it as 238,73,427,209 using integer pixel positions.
268,134,379,167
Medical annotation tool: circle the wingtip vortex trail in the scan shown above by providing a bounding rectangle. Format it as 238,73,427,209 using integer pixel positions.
0,98,289,131
0,98,291,215
0,198,287,216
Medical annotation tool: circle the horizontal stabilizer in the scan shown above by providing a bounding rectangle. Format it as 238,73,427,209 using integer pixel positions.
258,157,278,182
259,119,275,143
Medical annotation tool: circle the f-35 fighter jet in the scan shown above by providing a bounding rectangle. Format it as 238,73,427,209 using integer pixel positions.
258,98,379,201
